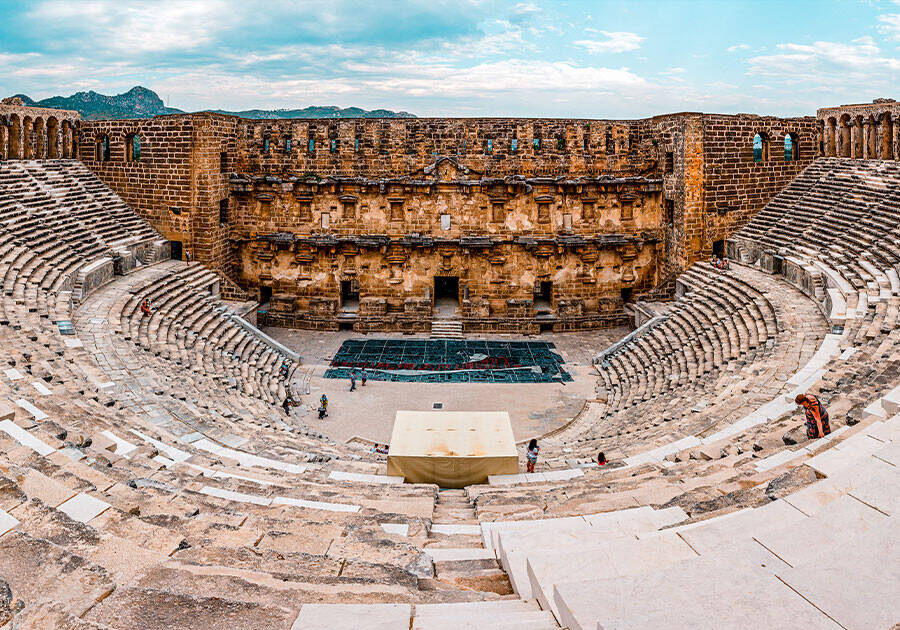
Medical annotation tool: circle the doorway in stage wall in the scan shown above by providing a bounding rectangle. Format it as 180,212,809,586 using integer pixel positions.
534,280,553,314
341,279,360,312
433,276,459,319
170,241,183,261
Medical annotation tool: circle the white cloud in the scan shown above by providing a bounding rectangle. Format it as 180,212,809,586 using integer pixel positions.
727,44,750,52
747,36,900,84
29,0,235,54
574,31,644,54
878,12,900,39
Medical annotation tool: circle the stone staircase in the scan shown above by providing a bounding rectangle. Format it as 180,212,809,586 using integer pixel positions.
418,489,560,629
430,320,464,339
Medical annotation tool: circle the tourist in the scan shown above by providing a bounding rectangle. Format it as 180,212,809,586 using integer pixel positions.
525,438,539,473
281,396,292,416
185,250,191,263
140,298,151,317
361,370,367,386
279,360,291,380
795,393,831,439
597,451,607,466
349,372,356,391
318,404,327,419
372,443,389,455
320,394,328,414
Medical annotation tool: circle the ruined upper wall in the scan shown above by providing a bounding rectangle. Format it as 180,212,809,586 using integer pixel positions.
818,98,899,160
234,117,660,178
0,100,80,160
699,113,818,247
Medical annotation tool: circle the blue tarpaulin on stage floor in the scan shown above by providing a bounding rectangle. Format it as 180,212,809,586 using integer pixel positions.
324,339,573,383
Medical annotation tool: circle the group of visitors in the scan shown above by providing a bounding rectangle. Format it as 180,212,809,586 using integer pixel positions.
524,439,608,473
371,443,389,455
521,394,828,473
349,370,367,391
711,255,730,270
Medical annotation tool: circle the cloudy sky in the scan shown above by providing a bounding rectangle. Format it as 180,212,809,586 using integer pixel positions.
0,0,898,118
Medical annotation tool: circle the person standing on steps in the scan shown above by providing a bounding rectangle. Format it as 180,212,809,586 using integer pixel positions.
795,393,831,439
525,438,539,473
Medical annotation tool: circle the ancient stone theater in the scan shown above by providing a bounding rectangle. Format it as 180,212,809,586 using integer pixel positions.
0,92,897,629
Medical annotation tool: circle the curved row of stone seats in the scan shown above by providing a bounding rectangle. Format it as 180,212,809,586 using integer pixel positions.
596,261,779,411
731,159,900,341
0,398,521,629
106,261,295,405
19,160,159,250
547,413,899,630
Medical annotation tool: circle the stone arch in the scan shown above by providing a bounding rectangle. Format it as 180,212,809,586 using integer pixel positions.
8,114,21,159
95,133,110,162
46,117,59,159
753,132,769,162
839,114,851,157
125,133,142,162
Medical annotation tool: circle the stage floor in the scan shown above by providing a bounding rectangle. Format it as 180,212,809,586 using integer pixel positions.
323,338,573,383
264,328,628,444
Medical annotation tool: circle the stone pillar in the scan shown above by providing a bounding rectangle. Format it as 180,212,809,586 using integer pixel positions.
826,119,836,156
22,118,33,159
0,124,6,160
850,122,860,159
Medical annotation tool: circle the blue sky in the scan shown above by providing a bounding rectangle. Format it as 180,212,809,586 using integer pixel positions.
0,0,898,118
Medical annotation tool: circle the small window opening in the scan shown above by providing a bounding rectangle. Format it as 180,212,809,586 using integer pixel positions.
219,198,228,225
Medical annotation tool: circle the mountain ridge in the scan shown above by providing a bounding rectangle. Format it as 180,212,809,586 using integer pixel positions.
8,86,415,120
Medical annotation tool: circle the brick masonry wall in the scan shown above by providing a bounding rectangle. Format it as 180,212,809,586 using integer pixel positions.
235,117,659,178
699,114,818,252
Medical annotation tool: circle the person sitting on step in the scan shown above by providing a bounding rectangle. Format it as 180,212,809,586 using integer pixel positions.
140,298,152,317
597,451,607,466
795,393,831,439
525,438,539,473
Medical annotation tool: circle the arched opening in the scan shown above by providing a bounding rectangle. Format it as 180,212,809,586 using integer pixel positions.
125,134,142,162
95,134,110,162
839,115,851,157
753,132,769,162
32,118,45,159
867,115,877,158
62,121,73,158
47,117,59,158
879,113,893,160
826,117,837,156
22,117,33,159
7,114,21,159
784,133,799,162
853,116,864,158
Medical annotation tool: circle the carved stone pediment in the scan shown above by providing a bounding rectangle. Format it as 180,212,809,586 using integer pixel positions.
412,156,482,182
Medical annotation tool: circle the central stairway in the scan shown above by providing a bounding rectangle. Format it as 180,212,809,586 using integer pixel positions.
431,320,464,339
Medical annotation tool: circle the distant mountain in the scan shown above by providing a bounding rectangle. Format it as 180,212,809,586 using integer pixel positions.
11,87,182,120
8,86,415,120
